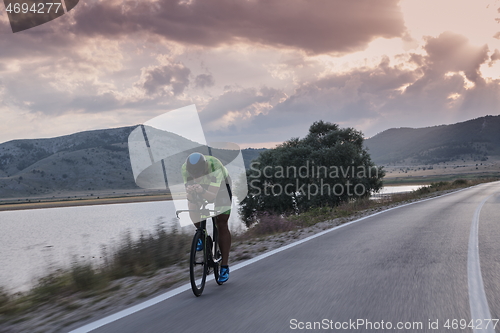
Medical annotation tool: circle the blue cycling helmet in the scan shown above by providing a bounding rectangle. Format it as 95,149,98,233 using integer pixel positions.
186,153,207,177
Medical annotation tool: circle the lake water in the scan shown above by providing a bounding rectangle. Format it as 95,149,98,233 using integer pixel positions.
377,185,426,194
0,200,245,293
370,185,427,199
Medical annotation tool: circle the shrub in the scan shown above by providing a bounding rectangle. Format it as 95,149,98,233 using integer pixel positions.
31,272,72,303
245,213,295,237
71,263,99,291
0,287,9,307
240,121,384,226
452,179,468,186
106,221,191,279
430,181,449,189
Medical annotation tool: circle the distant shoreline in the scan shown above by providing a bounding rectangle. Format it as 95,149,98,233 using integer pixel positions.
0,194,174,212
2,170,498,211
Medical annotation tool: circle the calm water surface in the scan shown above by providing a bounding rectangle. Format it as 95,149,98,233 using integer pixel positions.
0,200,245,293
378,185,426,194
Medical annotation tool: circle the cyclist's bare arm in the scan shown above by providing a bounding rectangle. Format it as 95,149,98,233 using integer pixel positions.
198,184,220,202
185,184,219,224
186,182,220,200
187,200,202,225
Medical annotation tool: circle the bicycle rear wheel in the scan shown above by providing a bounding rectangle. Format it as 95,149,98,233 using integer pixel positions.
190,231,207,296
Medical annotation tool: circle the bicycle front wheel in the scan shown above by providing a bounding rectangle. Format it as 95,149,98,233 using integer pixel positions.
190,231,207,296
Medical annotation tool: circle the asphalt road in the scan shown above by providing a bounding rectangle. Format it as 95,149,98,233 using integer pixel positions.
72,182,500,333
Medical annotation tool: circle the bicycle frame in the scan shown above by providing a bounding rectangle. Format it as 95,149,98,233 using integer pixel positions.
177,208,221,259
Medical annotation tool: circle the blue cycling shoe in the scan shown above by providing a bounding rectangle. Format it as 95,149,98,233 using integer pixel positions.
218,266,229,283
196,238,203,251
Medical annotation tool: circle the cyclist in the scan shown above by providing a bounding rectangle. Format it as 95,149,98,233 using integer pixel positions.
182,152,232,284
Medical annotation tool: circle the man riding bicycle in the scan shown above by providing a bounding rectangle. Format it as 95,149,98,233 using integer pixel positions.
182,152,232,284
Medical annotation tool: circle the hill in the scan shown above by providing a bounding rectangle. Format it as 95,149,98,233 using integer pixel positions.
364,115,500,165
0,127,139,199
241,148,268,169
0,127,267,199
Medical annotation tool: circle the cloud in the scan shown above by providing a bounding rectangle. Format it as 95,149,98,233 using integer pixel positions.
421,31,489,84
194,74,215,89
0,0,405,143
201,86,285,124
1,2,498,148
245,59,416,134
489,49,500,66
366,33,500,132
201,58,416,143
139,63,191,95
0,13,79,60
204,32,500,144
69,0,406,54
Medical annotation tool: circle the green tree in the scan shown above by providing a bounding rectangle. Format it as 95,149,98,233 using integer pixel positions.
239,121,384,226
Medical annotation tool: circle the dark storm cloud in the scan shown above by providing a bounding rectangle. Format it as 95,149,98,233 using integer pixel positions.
140,64,191,95
194,74,215,89
70,0,405,54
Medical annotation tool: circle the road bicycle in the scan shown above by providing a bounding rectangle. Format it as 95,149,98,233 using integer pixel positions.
176,203,223,296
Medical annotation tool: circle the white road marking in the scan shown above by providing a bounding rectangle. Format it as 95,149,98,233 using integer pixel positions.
70,182,499,333
468,195,495,333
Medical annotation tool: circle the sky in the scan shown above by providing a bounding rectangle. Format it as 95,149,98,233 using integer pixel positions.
1,0,500,148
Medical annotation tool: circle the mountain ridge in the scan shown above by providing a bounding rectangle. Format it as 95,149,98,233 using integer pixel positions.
0,126,265,198
364,115,500,165
1,115,499,198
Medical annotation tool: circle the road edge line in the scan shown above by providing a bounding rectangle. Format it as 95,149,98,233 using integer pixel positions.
468,194,495,333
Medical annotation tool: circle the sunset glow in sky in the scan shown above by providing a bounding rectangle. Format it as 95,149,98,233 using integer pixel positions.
1,0,500,147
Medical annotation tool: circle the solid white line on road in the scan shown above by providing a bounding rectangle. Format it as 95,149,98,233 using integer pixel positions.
68,284,191,333
70,181,500,333
468,194,495,333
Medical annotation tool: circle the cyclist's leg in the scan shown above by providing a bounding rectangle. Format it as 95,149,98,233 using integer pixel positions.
214,178,232,266
214,213,231,266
